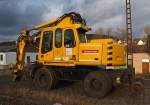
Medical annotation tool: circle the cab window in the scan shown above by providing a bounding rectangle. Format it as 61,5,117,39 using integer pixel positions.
64,29,75,48
77,28,87,43
41,31,53,53
55,28,62,48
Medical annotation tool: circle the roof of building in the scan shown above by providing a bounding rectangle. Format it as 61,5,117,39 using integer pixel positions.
137,40,146,45
0,41,38,52
132,36,150,54
0,45,16,52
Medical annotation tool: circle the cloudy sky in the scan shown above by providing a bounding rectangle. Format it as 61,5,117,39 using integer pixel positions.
0,0,149,41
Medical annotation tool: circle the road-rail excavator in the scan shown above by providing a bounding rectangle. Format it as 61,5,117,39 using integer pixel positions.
10,12,134,98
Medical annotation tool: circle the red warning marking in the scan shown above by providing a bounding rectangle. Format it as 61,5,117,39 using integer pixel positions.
82,50,99,53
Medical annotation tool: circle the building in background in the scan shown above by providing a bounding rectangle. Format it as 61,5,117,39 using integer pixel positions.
133,36,150,75
147,35,150,54
0,41,37,70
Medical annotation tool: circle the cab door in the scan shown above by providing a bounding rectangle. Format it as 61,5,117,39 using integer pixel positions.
53,28,78,63
39,30,54,62
53,28,63,61
63,28,78,62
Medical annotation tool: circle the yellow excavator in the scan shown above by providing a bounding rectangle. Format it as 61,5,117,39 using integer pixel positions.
10,12,133,98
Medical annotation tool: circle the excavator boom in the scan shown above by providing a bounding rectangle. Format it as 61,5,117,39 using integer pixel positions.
13,30,31,80
35,12,86,30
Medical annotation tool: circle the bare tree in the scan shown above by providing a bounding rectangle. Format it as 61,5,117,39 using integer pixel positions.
95,27,104,35
106,28,113,36
144,26,150,35
148,35,150,53
95,27,113,35
144,26,150,53
113,28,126,41
94,27,127,41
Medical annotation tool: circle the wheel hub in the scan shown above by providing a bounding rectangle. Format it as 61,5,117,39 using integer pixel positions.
91,79,102,90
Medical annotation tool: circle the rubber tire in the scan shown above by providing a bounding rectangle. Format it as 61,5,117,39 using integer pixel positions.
83,71,112,98
34,68,57,90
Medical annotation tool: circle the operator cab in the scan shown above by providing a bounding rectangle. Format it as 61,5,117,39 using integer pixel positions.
38,26,89,65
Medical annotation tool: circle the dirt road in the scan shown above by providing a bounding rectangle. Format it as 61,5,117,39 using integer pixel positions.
0,70,150,105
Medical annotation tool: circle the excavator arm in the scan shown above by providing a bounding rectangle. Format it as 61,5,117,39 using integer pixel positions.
13,30,34,81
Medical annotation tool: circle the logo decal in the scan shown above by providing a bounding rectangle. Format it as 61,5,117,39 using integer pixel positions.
82,50,99,54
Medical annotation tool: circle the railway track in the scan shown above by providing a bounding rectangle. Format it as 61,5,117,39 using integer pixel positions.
0,70,150,105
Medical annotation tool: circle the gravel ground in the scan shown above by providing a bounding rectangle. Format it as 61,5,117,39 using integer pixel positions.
0,70,150,105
